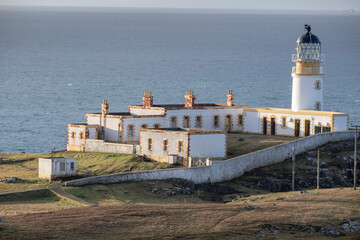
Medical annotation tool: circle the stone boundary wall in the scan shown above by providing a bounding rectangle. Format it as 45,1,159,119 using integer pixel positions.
85,139,138,155
66,131,357,186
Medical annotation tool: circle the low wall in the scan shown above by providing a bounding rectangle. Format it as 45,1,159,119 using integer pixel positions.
66,131,357,186
85,139,138,155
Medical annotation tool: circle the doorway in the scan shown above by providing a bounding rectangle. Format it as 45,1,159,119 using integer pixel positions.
305,120,310,136
295,119,300,137
226,115,232,133
183,116,190,128
263,117,267,135
271,118,276,135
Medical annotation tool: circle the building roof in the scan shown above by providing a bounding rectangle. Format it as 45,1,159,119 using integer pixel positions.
140,128,224,135
297,25,320,43
129,103,249,110
245,108,348,117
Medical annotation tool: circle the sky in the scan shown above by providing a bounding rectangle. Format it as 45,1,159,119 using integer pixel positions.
0,0,359,11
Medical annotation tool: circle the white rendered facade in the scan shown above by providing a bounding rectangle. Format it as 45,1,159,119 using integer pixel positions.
139,128,226,164
66,26,349,159
38,158,77,180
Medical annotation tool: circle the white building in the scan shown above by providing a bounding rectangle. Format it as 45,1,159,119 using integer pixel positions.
38,158,77,180
140,128,226,164
66,25,349,159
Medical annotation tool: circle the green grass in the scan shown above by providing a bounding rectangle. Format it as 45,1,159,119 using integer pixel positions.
63,181,210,205
0,189,60,204
0,152,174,193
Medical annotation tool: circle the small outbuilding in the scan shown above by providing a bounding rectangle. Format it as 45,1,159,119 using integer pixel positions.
140,128,226,165
38,158,77,180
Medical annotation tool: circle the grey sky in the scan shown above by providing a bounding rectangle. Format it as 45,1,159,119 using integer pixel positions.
1,0,359,10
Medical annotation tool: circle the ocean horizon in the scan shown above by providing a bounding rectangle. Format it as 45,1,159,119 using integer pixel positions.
0,7,359,153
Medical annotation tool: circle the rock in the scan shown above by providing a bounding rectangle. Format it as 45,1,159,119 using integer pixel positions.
238,138,244,141
276,197,284,201
307,226,316,234
320,162,328,168
151,188,158,193
306,151,318,157
300,190,309,194
327,143,342,154
257,179,289,192
320,226,340,237
196,183,236,194
244,205,258,210
166,178,195,190
2,177,21,183
342,219,360,232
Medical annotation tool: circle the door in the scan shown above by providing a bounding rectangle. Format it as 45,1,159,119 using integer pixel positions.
305,120,310,136
295,119,300,137
271,118,276,135
226,115,232,133
263,117,267,135
183,116,190,128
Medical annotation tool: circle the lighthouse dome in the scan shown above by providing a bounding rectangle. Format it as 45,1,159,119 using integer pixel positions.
297,31,321,43
294,24,322,62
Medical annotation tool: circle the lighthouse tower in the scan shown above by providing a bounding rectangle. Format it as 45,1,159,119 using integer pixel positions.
291,25,324,112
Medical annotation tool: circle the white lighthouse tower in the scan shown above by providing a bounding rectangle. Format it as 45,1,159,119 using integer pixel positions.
291,25,324,112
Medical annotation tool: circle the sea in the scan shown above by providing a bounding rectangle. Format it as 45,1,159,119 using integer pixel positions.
0,7,359,153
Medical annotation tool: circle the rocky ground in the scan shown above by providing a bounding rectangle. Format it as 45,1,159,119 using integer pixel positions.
144,140,360,203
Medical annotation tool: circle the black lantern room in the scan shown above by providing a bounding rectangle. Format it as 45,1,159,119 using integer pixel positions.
294,25,322,62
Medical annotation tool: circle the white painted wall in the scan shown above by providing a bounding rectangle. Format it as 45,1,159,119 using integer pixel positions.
189,134,226,158
291,75,323,112
68,126,85,146
140,131,188,159
38,158,53,175
129,107,165,116
243,110,333,136
122,116,166,142
333,115,348,131
104,117,121,142
88,127,97,139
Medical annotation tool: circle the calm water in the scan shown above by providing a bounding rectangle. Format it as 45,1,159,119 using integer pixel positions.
0,7,359,153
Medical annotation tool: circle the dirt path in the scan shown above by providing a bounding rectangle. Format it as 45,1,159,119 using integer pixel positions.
49,183,97,207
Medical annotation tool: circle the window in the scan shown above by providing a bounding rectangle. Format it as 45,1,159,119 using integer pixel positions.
315,101,321,111
322,126,331,133
315,126,322,134
195,116,202,128
71,132,75,138
213,115,220,128
128,125,134,137
70,162,75,171
238,115,243,126
170,116,177,128
314,80,321,90
140,124,148,129
153,124,160,129
281,117,287,128
79,132,84,139
178,141,183,153
86,130,89,138
163,139,169,151
147,138,152,151
60,162,65,171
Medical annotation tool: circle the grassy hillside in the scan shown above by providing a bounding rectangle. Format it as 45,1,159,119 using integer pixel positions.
0,152,173,193
1,188,359,239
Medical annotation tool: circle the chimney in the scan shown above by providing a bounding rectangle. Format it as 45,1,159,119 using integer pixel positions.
142,91,153,108
102,99,109,116
185,90,195,108
227,90,234,106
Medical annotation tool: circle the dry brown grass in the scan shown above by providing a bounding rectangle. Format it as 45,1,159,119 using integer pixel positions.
1,188,359,239
227,133,296,157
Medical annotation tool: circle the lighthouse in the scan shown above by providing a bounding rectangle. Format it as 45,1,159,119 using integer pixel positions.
291,25,324,112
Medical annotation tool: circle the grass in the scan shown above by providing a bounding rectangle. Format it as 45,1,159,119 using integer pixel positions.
0,152,174,193
1,188,359,239
227,133,296,157
63,181,210,205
